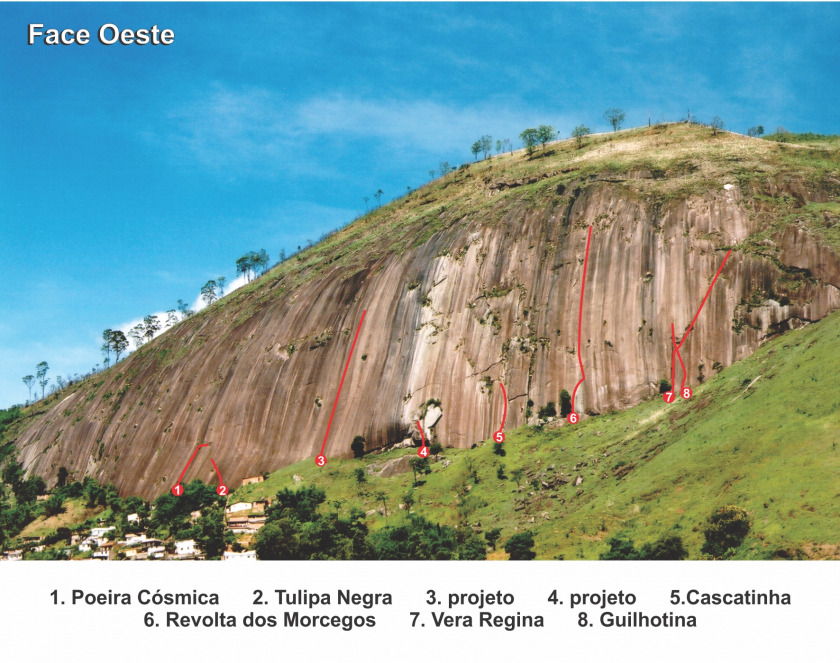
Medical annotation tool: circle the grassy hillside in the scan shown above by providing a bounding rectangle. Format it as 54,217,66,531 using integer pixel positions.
232,306,840,560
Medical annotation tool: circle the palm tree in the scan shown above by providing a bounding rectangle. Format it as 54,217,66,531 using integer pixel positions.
373,490,388,525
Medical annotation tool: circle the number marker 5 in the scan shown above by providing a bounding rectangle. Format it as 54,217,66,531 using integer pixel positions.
494,431,505,443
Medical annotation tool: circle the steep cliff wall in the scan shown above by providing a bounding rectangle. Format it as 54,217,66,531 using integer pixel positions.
13,125,840,498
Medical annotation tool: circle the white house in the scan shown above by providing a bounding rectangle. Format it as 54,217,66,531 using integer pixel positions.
147,546,166,559
90,527,115,545
225,502,252,515
127,513,140,524
6,550,23,561
92,544,112,560
123,533,148,544
175,539,197,557
223,550,257,561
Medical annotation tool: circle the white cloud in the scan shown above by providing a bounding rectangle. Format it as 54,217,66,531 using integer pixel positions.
153,85,578,172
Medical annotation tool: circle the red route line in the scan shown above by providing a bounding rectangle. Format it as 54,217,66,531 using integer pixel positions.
676,343,687,393
677,250,732,351
415,420,427,448
667,250,731,399
210,458,224,486
497,382,508,433
570,226,593,415
319,309,367,457
670,324,677,393
176,443,209,485
671,324,687,394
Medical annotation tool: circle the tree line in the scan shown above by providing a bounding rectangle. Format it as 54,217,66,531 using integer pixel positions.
18,248,281,404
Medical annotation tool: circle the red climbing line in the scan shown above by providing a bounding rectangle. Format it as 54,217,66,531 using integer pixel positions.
677,250,732,351
670,324,677,392
210,458,224,486
319,309,367,457
177,443,209,485
498,382,508,432
671,323,687,393
415,420,427,449
570,226,593,414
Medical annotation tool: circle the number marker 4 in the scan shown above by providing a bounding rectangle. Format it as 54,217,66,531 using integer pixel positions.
682,387,693,400
418,446,429,458
663,391,675,404
171,484,183,497
216,484,228,496
494,431,505,443
315,454,327,467
567,413,579,425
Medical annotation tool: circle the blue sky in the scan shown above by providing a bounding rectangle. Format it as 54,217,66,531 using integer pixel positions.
1,2,838,407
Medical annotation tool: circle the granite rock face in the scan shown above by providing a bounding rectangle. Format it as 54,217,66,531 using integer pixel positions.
14,178,840,498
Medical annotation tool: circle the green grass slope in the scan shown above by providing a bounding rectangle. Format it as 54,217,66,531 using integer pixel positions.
233,307,840,560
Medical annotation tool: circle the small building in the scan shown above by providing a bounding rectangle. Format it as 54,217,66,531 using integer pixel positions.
120,535,163,560
91,527,115,543
93,542,115,560
70,535,81,546
36,494,50,502
240,475,264,486
123,533,147,544
127,513,140,524
226,516,266,533
190,510,202,522
226,502,252,515
223,550,257,561
147,546,166,559
227,517,250,531
175,539,197,557
6,550,23,561
252,500,269,514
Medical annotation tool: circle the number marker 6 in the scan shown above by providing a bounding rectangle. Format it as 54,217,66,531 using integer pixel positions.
418,446,429,458
494,431,505,443
315,454,327,467
682,387,693,400
567,413,579,424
